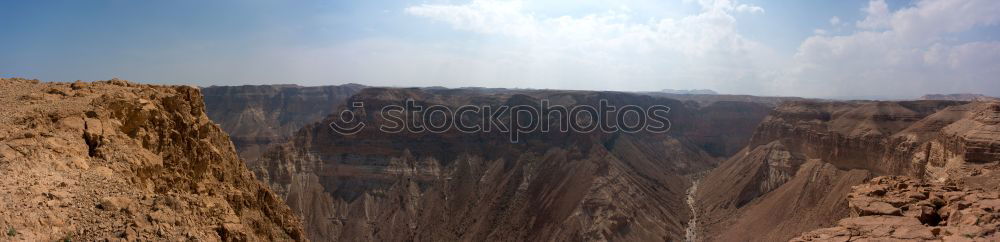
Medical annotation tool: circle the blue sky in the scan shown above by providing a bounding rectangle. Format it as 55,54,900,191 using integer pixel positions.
2,0,998,98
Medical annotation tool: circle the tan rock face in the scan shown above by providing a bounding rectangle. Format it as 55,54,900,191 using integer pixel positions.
794,176,1000,241
0,78,304,241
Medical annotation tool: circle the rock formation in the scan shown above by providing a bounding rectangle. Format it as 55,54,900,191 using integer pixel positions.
193,82,1000,241
794,176,1000,241
696,100,1000,241
0,78,305,241
241,87,774,241
202,84,364,163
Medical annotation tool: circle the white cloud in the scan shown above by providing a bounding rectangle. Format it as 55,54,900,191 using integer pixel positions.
402,0,778,93
735,4,764,14
856,0,890,29
405,0,761,56
785,0,1000,98
375,0,1000,98
684,0,764,14
889,0,1000,43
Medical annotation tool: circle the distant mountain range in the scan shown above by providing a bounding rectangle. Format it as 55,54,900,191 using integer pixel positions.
661,89,719,95
920,93,999,101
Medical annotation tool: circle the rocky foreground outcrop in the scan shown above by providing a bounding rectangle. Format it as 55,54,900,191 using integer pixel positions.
0,78,305,241
794,176,1000,241
696,100,1000,241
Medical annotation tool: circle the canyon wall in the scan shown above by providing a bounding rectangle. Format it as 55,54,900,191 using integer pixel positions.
239,87,774,241
198,83,1000,241
696,100,1000,241
202,84,364,163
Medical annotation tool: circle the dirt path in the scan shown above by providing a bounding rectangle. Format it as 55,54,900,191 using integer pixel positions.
684,178,700,242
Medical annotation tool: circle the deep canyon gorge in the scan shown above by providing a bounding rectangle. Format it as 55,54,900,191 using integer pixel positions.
1,78,998,241
203,83,1000,241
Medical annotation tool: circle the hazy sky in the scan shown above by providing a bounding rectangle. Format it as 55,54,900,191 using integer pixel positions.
2,0,998,98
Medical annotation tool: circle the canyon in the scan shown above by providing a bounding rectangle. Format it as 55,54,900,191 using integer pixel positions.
208,85,1000,241
2,78,998,241
5,1,999,240
202,84,364,164
213,86,776,241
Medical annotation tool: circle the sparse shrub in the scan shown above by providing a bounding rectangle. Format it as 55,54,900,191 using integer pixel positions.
6,227,15,237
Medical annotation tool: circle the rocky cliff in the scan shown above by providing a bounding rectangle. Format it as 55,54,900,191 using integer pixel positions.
0,78,305,241
202,84,364,163
794,175,1000,241
695,100,1000,241
244,88,774,241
